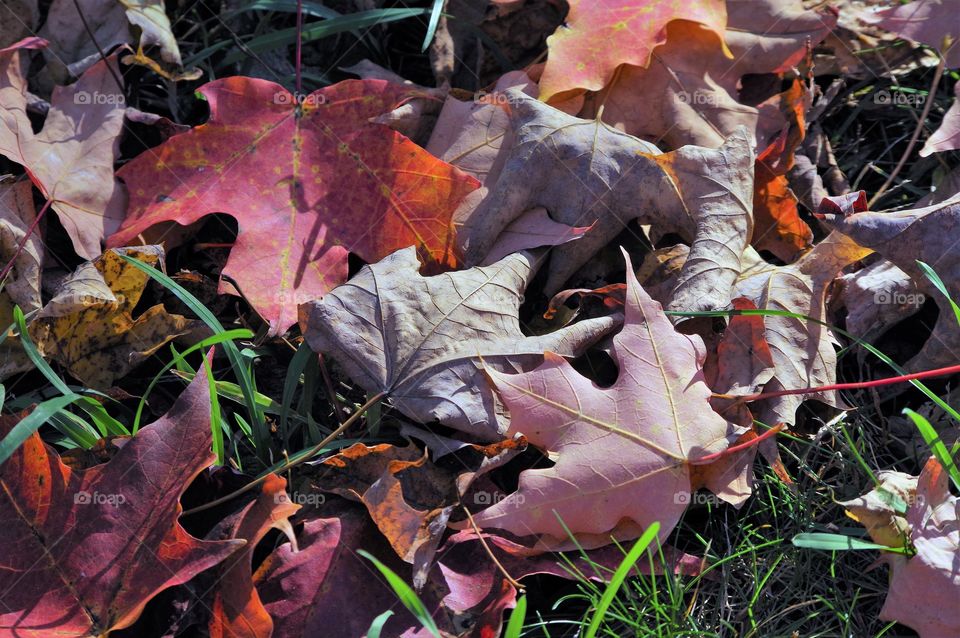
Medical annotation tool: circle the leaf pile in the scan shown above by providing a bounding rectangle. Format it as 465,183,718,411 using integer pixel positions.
2,0,960,636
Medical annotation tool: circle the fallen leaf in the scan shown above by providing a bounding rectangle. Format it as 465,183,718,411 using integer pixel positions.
865,0,960,69
0,0,37,49
878,458,960,638
0,39,126,259
40,0,191,79
840,470,917,549
26,246,197,389
467,250,737,547
536,0,728,103
0,361,243,635
921,80,960,156
108,77,479,335
299,247,618,439
310,437,525,587
733,230,871,426
253,504,448,638
574,0,836,149
0,179,42,380
207,473,300,638
457,90,754,314
834,259,923,341
824,193,960,372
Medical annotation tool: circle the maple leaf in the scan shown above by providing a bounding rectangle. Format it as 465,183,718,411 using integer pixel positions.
839,470,917,549
835,259,922,343
23,246,198,390
299,247,618,439
874,458,960,637
0,364,243,636
824,193,960,372
467,250,737,547
865,0,960,69
574,0,836,149
456,90,754,315
309,437,525,587
253,504,448,638
108,77,479,335
207,473,300,638
0,39,127,259
536,0,728,103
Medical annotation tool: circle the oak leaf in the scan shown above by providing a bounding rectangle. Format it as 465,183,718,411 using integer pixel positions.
109,77,479,335
299,247,618,439
0,361,243,636
468,250,737,547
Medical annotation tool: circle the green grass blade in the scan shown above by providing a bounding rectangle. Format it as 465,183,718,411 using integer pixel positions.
117,256,269,458
421,0,444,51
281,341,313,447
792,532,907,553
13,306,127,439
365,610,395,638
132,329,253,432
504,594,527,638
584,521,660,638
0,393,86,464
358,550,441,638
916,260,960,326
0,384,5,411
220,8,429,65
231,0,340,18
903,408,960,491
201,352,226,463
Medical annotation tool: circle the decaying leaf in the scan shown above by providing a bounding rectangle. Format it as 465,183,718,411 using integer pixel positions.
0,39,126,259
457,90,754,315
825,193,960,372
840,470,917,549
834,259,923,341
467,250,738,548
872,458,960,638
207,473,300,638
733,231,871,425
864,0,960,69
25,246,197,389
0,179,41,379
309,437,525,588
299,247,618,439
921,80,960,157
40,0,191,79
0,365,243,636
109,78,479,335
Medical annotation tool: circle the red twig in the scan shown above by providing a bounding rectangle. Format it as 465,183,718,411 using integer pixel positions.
0,199,51,286
731,363,960,403
691,423,785,465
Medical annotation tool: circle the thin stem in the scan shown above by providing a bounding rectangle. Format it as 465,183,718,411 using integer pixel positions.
722,362,960,403
690,423,784,465
0,199,51,285
182,391,385,516
461,505,525,591
295,0,303,95
869,54,945,207
71,0,125,92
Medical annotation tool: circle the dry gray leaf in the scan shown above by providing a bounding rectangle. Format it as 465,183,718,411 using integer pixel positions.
457,90,754,318
299,247,619,439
